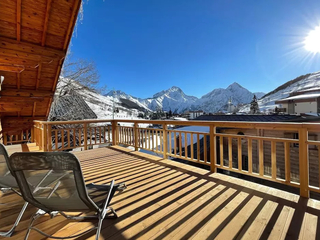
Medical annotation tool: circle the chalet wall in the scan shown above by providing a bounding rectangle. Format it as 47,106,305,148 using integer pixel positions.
295,102,317,114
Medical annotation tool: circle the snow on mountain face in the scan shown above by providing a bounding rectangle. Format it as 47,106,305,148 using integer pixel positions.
144,86,198,113
193,82,258,113
239,71,320,113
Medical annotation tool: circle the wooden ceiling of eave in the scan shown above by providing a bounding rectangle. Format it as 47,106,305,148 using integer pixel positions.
0,0,81,135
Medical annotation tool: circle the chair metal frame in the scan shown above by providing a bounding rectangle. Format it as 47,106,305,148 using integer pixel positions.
8,151,126,240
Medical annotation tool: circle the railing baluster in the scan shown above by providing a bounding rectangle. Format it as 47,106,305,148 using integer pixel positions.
238,137,242,171
73,129,76,147
55,130,58,150
67,129,71,148
228,137,232,169
179,132,182,157
271,141,276,179
185,132,188,159
197,133,200,162
248,139,252,173
204,134,207,163
61,130,64,150
191,133,194,161
220,136,223,166
259,139,264,176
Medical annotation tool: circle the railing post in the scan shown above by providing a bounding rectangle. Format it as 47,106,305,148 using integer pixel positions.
299,127,309,198
47,124,52,151
134,122,138,151
42,123,48,151
84,123,88,150
112,121,117,146
162,124,168,159
210,125,216,173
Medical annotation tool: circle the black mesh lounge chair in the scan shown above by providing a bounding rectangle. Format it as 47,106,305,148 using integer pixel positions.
0,143,70,237
8,151,126,240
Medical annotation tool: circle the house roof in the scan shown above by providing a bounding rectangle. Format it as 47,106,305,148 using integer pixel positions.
275,93,320,103
195,114,320,122
0,0,81,134
49,92,97,121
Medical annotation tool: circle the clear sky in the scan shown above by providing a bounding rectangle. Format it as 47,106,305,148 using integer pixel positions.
69,0,320,98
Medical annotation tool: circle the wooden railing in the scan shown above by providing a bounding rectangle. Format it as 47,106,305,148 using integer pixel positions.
20,119,320,198
3,128,33,145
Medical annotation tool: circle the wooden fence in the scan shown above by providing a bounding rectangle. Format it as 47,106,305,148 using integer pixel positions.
16,119,320,198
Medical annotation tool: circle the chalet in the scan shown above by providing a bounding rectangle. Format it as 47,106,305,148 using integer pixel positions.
275,89,320,114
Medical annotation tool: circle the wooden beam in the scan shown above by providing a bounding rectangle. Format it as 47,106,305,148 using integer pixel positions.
42,0,53,46
0,96,45,103
0,64,24,73
0,89,54,98
63,0,82,50
36,63,42,90
17,0,22,42
52,58,63,92
0,37,65,60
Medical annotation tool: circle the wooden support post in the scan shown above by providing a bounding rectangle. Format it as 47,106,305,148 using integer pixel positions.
134,123,139,151
299,128,309,198
112,121,117,146
47,125,52,151
210,125,216,173
162,124,168,159
42,124,47,151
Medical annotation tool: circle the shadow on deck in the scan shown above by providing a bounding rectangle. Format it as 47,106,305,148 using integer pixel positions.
1,146,320,239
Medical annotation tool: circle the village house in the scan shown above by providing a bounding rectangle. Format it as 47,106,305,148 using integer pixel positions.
276,88,320,114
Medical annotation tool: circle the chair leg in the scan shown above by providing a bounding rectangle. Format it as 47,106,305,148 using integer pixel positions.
24,209,45,240
95,216,104,240
0,202,28,237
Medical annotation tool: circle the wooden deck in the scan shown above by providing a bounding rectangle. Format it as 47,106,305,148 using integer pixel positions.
1,146,320,239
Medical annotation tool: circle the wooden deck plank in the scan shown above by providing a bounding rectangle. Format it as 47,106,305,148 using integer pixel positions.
1,145,319,240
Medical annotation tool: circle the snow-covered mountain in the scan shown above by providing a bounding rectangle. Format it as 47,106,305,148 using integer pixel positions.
106,84,264,113
141,86,198,113
192,82,260,113
239,71,320,113
106,86,198,113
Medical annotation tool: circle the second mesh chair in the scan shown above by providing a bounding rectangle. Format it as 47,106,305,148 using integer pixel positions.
8,151,126,240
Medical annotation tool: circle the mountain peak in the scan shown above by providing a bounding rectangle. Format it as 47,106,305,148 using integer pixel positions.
227,82,243,89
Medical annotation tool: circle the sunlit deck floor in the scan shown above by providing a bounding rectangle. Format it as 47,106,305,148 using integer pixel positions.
1,145,320,239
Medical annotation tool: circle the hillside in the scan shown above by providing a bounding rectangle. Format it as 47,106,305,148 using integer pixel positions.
239,70,320,113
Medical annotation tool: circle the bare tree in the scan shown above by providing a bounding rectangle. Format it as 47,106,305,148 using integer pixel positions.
57,58,106,97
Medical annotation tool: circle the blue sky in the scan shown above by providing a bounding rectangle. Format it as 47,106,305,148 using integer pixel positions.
69,0,320,98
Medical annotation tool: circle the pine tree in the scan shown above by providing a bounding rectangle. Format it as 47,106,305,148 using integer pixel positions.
250,95,260,114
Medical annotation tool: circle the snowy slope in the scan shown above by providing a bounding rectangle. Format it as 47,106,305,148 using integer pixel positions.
239,71,320,113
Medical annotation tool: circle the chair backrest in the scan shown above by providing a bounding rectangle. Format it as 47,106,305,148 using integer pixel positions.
8,152,99,213
0,143,10,177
